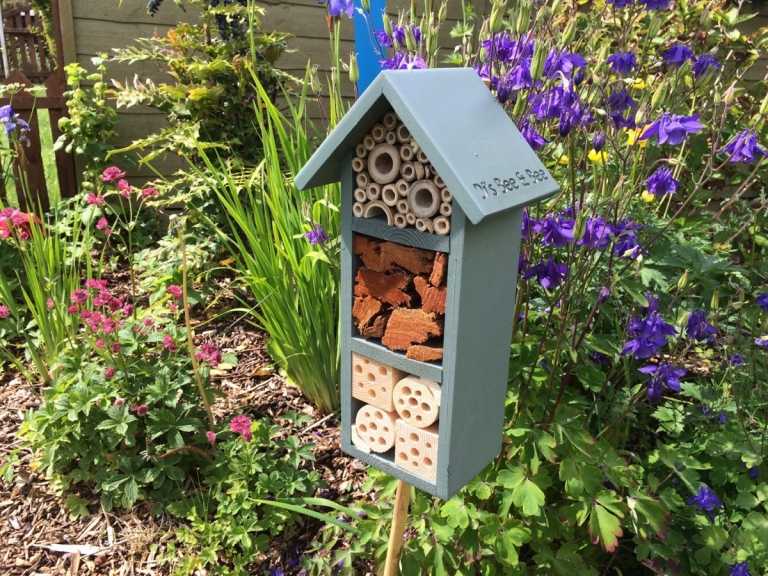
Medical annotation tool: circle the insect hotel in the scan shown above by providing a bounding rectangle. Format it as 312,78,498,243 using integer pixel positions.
296,69,559,499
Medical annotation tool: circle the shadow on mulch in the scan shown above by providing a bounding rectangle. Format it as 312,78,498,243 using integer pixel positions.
0,319,373,575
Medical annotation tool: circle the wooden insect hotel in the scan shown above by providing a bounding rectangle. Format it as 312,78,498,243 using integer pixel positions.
296,69,559,498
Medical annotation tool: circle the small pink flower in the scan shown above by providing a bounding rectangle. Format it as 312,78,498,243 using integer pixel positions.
113,396,124,406
105,367,116,380
102,318,116,334
143,317,155,327
67,304,79,315
206,431,217,447
229,415,253,442
86,193,105,206
168,302,178,313
195,343,222,367
167,285,183,300
141,187,158,199
162,334,176,351
117,179,131,198
132,404,148,416
122,303,133,317
96,216,111,236
111,342,121,353
70,289,88,304
0,304,10,319
94,338,105,349
85,279,109,290
102,166,126,183
46,297,55,311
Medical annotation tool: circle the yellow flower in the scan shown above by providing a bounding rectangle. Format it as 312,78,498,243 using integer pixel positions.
641,191,656,203
632,78,647,90
626,127,648,148
558,154,570,166
588,149,609,165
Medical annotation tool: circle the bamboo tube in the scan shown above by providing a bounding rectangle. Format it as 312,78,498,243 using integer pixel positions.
424,165,432,179
366,183,381,201
352,157,365,173
393,213,407,228
371,123,386,143
416,150,428,164
385,131,397,145
399,145,414,161
382,184,398,207
368,143,401,185
406,212,416,225
439,202,452,217
364,201,394,225
414,162,425,180
434,216,450,236
383,111,397,130
395,179,409,197
434,175,445,188
353,202,365,218
396,124,410,143
356,172,369,188
396,200,409,214
363,135,376,151
354,188,367,203
408,180,441,218
355,143,367,158
400,162,416,182
440,188,452,203
415,218,429,233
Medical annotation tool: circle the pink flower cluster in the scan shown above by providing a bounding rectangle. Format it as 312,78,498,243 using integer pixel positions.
0,207,35,240
230,415,252,441
0,303,10,319
100,166,158,200
195,342,222,367
69,279,130,336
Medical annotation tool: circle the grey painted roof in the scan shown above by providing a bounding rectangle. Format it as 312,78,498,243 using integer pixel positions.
295,68,559,224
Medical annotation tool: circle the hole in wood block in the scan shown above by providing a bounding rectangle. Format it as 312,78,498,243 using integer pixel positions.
353,404,397,453
395,419,438,483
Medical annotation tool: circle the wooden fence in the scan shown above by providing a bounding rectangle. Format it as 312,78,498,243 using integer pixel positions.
2,4,56,83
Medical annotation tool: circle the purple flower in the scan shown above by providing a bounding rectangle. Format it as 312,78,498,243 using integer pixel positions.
689,484,722,518
646,166,679,196
496,61,533,103
607,89,637,128
608,0,634,7
662,44,694,67
521,209,537,239
305,225,329,245
524,258,569,290
719,411,728,425
592,132,606,152
544,49,586,79
607,52,636,75
481,32,534,64
719,129,767,164
641,113,703,146
535,214,575,247
622,303,676,359
325,0,354,18
639,362,686,401
381,52,427,70
598,286,611,304
730,562,752,576
729,354,745,366
747,467,759,481
686,310,717,343
693,54,720,78
519,121,547,150
613,230,642,259
755,336,768,349
641,0,670,9
578,216,612,249
757,293,768,311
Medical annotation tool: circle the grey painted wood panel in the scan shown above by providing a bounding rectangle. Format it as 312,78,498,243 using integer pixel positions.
352,216,450,252
350,337,443,383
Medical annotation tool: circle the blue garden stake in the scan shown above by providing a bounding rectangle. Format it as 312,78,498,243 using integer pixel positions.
353,0,386,94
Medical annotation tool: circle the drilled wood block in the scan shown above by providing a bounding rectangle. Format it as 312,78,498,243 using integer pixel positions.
395,419,439,482
393,376,441,428
354,403,397,453
352,353,404,412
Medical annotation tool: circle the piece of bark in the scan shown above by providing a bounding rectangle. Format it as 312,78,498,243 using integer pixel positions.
414,276,446,315
380,242,433,275
356,269,411,307
353,235,384,271
429,252,448,287
406,345,444,362
352,296,382,329
360,314,388,338
382,308,442,351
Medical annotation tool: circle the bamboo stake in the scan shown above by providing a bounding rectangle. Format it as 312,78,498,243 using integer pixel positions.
383,480,411,576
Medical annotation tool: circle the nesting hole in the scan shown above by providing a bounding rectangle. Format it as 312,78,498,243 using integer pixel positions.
426,442,432,448
358,424,367,433
408,397,418,406
414,390,422,397
410,433,419,441
399,452,407,460
367,372,375,381
354,365,362,374
416,415,423,422
375,151,394,175
402,410,412,418
368,389,377,398
423,457,433,466
410,447,420,457
421,402,430,411
378,366,387,375
401,386,412,395
375,411,383,420
369,422,378,431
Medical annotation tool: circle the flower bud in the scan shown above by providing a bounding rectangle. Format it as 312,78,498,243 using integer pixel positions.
383,13,393,38
677,270,688,290
405,27,417,52
349,53,359,85
651,83,667,109
592,132,606,151
562,18,577,46
531,42,547,81
489,5,503,33
515,2,531,35
710,288,719,311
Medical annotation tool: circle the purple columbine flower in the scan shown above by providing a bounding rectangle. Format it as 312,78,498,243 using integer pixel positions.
689,484,722,518
607,89,637,128
730,562,752,576
755,336,768,349
381,52,427,70
519,120,547,150
578,216,612,249
481,32,534,64
757,293,768,311
719,129,767,164
646,166,679,196
641,112,703,146
693,54,720,78
686,309,717,343
530,86,568,120
639,362,686,401
325,0,354,18
622,303,677,359
375,30,393,48
607,51,636,75
747,466,759,480
521,209,537,239
662,43,694,67
524,258,569,290
608,0,634,6
305,225,329,245
613,230,642,259
729,354,745,366
641,0,670,9
497,61,533,103
592,132,606,151
535,213,575,247
544,49,586,79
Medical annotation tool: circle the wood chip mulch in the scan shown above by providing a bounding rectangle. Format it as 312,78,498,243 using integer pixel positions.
0,321,370,575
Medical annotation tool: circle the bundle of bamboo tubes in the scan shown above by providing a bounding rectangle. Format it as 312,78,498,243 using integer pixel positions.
351,111,453,236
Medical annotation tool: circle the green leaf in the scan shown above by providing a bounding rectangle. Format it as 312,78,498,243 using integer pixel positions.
512,478,546,516
588,493,624,553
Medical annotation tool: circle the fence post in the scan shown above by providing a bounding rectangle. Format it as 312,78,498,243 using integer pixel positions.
353,0,385,93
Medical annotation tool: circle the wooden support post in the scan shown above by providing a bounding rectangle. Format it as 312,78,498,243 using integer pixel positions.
383,479,411,576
